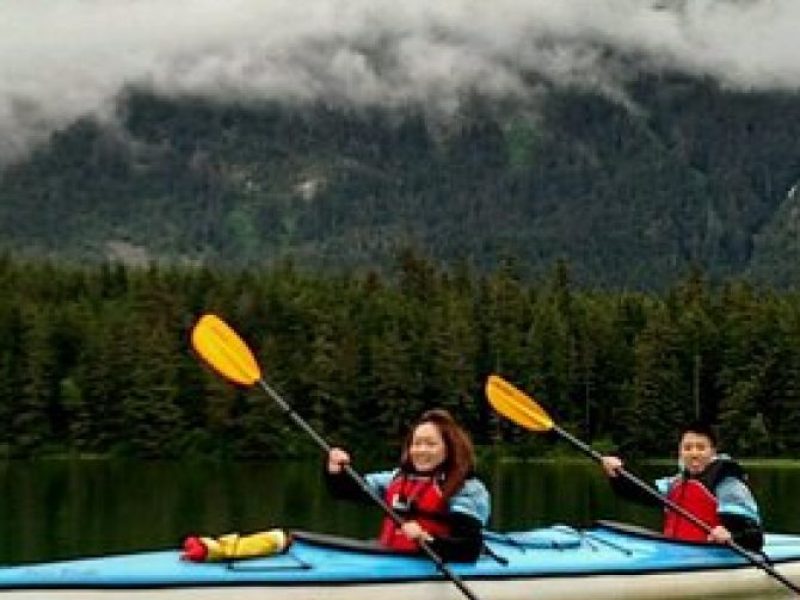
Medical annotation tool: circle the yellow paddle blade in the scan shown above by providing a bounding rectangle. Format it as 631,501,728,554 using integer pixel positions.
485,375,554,432
191,314,261,386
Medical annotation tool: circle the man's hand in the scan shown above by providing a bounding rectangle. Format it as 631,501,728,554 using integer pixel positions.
327,447,351,474
600,455,624,478
708,525,733,545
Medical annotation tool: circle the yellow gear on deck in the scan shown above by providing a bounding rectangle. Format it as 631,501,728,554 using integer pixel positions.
201,529,290,560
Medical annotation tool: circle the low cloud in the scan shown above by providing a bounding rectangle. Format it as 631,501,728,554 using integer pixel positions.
1,0,799,163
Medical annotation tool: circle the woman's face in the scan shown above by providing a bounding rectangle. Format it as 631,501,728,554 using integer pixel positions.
408,422,447,473
679,431,716,475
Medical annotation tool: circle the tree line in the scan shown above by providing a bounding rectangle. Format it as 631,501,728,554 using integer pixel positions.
1,252,799,460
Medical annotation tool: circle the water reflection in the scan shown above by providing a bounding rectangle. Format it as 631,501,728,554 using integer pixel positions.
1,458,799,565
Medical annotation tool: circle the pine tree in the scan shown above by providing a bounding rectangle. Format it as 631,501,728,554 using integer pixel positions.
624,305,689,456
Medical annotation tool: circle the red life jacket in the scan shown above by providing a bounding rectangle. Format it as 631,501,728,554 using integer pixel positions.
378,474,451,552
662,477,720,542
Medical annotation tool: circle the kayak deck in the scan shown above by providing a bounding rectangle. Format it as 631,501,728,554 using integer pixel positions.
2,521,799,599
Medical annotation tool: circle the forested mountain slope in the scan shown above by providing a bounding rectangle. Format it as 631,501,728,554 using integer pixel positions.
2,74,799,289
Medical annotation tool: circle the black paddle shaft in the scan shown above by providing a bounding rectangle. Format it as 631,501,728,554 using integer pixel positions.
553,424,800,596
257,378,483,600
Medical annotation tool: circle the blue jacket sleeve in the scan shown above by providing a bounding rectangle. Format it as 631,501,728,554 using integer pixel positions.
716,476,763,551
449,478,491,525
429,477,490,562
325,467,396,504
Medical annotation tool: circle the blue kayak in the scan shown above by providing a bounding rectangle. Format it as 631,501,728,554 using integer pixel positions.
2,521,799,599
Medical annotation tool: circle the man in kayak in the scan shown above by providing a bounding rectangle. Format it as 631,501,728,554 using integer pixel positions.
600,420,764,551
326,408,490,562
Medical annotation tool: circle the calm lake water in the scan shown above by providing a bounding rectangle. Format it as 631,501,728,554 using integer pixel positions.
2,458,799,567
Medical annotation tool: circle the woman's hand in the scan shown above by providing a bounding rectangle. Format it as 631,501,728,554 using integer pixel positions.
400,520,434,544
327,447,351,474
600,455,624,477
707,525,733,545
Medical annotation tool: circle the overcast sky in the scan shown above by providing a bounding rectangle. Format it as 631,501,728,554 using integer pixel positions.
1,0,799,163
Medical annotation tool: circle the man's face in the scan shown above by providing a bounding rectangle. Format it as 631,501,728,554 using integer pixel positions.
679,431,716,476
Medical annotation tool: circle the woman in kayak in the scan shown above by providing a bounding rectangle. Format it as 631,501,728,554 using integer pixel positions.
600,420,763,551
326,408,490,562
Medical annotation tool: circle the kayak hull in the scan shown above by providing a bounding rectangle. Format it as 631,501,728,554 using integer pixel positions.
3,522,799,600
6,571,800,600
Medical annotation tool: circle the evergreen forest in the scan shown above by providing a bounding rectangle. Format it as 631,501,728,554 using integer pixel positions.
1,253,798,460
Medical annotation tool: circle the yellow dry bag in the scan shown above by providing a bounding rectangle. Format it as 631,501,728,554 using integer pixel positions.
181,529,290,562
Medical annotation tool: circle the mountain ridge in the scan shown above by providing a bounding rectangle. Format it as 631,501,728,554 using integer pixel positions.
2,74,799,289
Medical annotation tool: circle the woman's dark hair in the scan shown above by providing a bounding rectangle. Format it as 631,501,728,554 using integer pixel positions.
679,419,718,448
399,409,476,500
